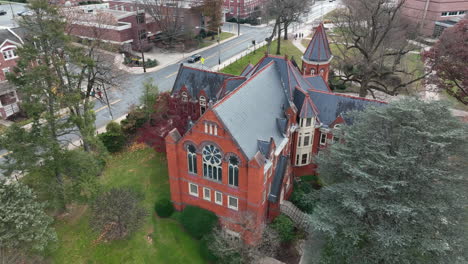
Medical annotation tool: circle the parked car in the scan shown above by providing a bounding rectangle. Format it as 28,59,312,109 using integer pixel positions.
0,10,7,16
188,54,201,63
17,10,31,16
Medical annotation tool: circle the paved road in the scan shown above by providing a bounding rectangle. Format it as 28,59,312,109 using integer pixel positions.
0,2,27,27
0,0,340,169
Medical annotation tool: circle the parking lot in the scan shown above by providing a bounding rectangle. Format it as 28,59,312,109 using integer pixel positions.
0,2,27,27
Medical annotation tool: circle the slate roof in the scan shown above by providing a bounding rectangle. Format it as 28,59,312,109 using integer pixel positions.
268,155,288,203
240,64,254,76
308,90,385,125
257,140,271,159
172,65,236,101
0,27,24,46
304,23,332,62
306,76,330,92
214,62,289,159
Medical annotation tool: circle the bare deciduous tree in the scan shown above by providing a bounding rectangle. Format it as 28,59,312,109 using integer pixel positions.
330,0,426,97
208,211,281,264
266,0,314,54
138,0,187,47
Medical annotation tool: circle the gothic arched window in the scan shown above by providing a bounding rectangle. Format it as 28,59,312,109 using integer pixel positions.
202,145,222,181
187,145,197,174
228,156,239,187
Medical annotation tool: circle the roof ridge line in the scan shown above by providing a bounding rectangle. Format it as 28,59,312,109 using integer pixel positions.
180,65,238,77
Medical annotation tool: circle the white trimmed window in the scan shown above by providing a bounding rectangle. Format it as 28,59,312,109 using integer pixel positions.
199,96,206,114
303,133,311,146
202,145,222,181
204,122,218,136
306,118,312,127
228,196,238,210
187,145,197,174
181,91,188,102
203,187,211,201
215,191,222,205
320,133,327,145
2,49,17,60
188,183,198,197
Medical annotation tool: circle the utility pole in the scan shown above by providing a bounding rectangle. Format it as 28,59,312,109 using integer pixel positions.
135,3,147,73
237,1,240,36
217,26,221,65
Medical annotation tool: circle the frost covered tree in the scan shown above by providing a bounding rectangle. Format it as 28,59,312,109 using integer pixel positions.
310,98,468,264
0,179,57,253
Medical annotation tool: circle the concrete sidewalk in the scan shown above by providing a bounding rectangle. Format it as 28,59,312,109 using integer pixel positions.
114,34,240,74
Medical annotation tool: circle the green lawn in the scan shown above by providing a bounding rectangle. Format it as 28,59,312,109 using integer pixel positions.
221,39,304,76
49,147,207,264
198,32,235,49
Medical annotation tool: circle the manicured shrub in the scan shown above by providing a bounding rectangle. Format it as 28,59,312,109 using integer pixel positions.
271,214,295,243
154,198,174,218
180,205,218,239
98,122,126,153
106,121,122,134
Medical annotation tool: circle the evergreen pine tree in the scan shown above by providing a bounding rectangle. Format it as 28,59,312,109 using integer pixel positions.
0,179,57,253
311,99,468,264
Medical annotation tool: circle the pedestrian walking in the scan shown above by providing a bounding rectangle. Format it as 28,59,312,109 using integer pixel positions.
96,88,103,100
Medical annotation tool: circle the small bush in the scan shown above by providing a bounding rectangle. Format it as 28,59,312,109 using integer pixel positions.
145,59,158,68
106,121,122,134
180,206,218,239
271,214,295,243
290,180,319,214
154,198,174,218
98,122,126,153
121,109,147,135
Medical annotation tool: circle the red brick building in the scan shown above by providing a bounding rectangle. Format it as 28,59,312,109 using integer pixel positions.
401,0,468,37
223,0,266,19
165,24,386,243
65,4,158,49
0,27,24,119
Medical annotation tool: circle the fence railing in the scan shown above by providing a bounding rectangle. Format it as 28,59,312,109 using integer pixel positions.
280,200,310,230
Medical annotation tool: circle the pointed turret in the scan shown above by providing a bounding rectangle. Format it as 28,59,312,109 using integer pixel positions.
301,23,333,82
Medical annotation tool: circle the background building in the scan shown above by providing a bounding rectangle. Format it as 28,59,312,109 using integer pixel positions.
401,0,468,37
223,0,266,19
0,27,23,119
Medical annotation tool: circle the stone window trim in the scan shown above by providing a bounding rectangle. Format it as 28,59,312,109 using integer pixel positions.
187,144,197,174
188,182,198,197
183,140,200,153
223,152,242,167
202,144,223,182
228,156,239,187
203,187,211,201
2,49,17,61
214,191,223,205
199,140,223,153
320,133,327,145
227,195,239,211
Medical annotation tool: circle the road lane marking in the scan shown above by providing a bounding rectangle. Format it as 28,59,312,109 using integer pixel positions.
165,71,178,78
0,151,12,158
95,99,122,113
